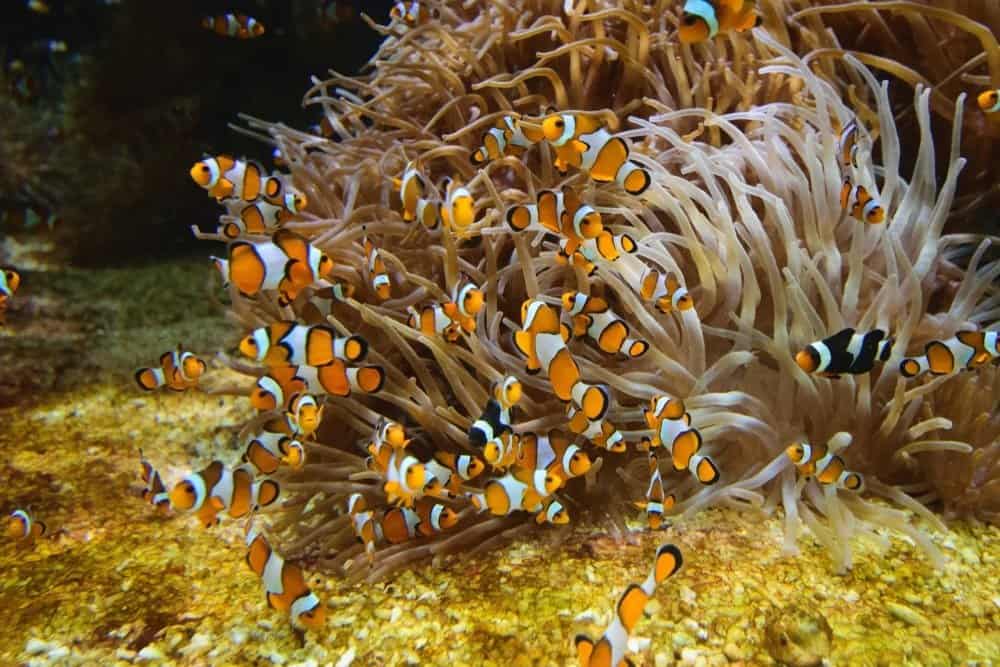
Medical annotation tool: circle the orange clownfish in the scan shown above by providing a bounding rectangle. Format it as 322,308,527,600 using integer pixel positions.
135,346,207,392
442,280,484,334
382,499,460,543
440,178,476,231
364,235,391,301
470,115,544,166
562,291,649,359
251,362,384,412
837,119,862,170
514,299,610,422
246,524,325,630
423,450,486,496
840,178,886,224
540,114,651,195
389,1,435,27
978,89,1000,114
506,187,604,262
383,449,427,508
139,449,171,513
284,393,323,438
634,453,674,530
514,430,591,496
787,441,863,491
190,155,282,202
641,396,718,484
640,267,693,314
576,544,683,667
244,426,305,475
1,267,21,324
899,330,999,379
202,13,265,39
6,509,46,543
169,461,280,528
240,321,368,367
563,231,638,276
408,303,462,342
468,376,521,449
567,405,625,453
795,327,894,378
213,230,334,305
393,161,439,230
468,473,544,518
677,0,760,44
220,193,308,240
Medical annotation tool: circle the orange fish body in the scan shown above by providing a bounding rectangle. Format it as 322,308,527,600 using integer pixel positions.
202,13,265,38
190,156,282,201
540,114,651,195
978,89,1000,114
639,268,693,314
364,236,391,300
6,509,46,543
246,526,325,629
240,321,368,367
135,347,207,392
169,461,280,528
470,115,544,166
678,0,760,44
840,179,886,224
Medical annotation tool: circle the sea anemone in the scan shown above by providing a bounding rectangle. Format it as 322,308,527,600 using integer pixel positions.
176,0,1000,595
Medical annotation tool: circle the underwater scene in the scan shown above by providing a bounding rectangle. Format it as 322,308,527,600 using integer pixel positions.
2,0,1000,665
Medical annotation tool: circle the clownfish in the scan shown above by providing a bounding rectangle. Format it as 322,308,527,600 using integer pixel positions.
139,449,171,513
135,346,207,392
408,303,462,342
562,291,649,359
363,235,391,301
442,280,485,334
384,499,460,543
787,442,863,491
6,509,46,543
393,161,439,230
470,115,544,166
634,454,674,530
251,362,384,411
840,178,886,224
535,496,570,525
978,89,1000,114
389,1,435,27
837,119,862,170
220,193,308,240
639,267,693,314
469,376,521,447
514,430,591,496
567,405,626,453
539,114,651,195
641,396,718,484
365,420,408,475
348,494,379,562
284,393,323,438
514,299,611,421
440,178,476,230
506,187,604,262
169,461,280,528
213,230,334,305
383,449,427,508
428,451,485,491
564,231,639,275
576,544,683,667
0,267,21,323
190,155,282,202
244,426,305,475
245,524,326,630
677,0,760,44
899,330,1000,379
202,13,265,39
795,327,894,378
240,321,368,367
469,473,543,518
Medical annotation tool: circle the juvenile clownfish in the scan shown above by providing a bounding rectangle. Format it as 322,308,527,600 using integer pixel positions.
363,235,391,301
514,430,591,496
677,0,760,44
389,1,435,27
899,330,1000,379
364,419,410,474
243,425,305,475
408,303,462,342
641,396,718,484
562,291,649,359
796,327,894,378
383,499,459,543
563,231,638,275
285,393,323,438
567,405,626,453
540,113,651,195
639,267,693,314
787,442,863,491
139,449,171,513
245,524,325,630
469,376,521,448
442,280,485,334
840,178,886,224
0,268,21,324
6,509,46,542
978,90,1000,114
202,13,266,39
251,362,384,411
220,193,307,240
135,346,207,392
383,449,427,508
837,119,862,169
470,115,544,166
514,299,611,422
634,453,674,529
535,496,570,525
429,451,485,491
190,155,282,202
240,321,368,367
506,187,604,262
469,472,543,517
440,178,476,231
213,229,334,306
393,161,439,230
347,494,379,562
169,461,280,528
785,440,828,477
576,543,683,667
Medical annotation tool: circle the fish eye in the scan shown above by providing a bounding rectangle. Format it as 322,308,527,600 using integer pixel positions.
200,164,210,173
183,482,195,495
554,119,564,128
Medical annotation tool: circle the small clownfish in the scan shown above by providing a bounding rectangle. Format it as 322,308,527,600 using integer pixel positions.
442,280,485,334
796,327,894,378
251,363,383,408
567,405,626,453
139,449,171,513
220,193,308,240
787,443,864,492
440,178,476,231
393,161,439,230
640,267,693,314
514,430,591,496
368,418,410,455
468,473,543,517
535,496,570,525
514,299,611,421
383,449,427,508
363,235,391,301
0,267,21,323
482,432,518,472
347,494,380,562
190,155,282,202
785,440,829,477
245,525,325,630
6,509,46,543
634,454,675,530
469,376,521,448
424,450,486,496
135,346,207,392
840,178,886,224
899,330,1000,379
563,231,639,275
202,13,265,39
169,461,280,528
640,396,718,484
320,278,356,303
470,115,544,166
539,114,651,195
506,187,604,250
213,229,334,306
642,395,687,431
408,303,462,342
243,426,305,475
576,544,683,667
837,119,862,170
239,321,368,367
562,291,649,359
285,393,324,439
389,1,435,28
977,89,1000,114
383,499,460,543
677,0,760,44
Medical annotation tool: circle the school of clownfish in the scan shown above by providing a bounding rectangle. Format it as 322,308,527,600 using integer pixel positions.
3,1,1000,661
